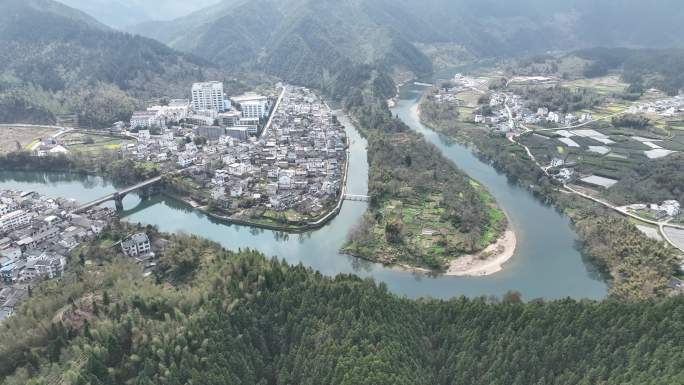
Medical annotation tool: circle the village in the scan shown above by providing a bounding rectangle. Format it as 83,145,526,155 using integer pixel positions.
425,73,684,254
0,189,159,322
29,83,349,226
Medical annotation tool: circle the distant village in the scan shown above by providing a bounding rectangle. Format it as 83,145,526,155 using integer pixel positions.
0,189,157,322
627,94,684,117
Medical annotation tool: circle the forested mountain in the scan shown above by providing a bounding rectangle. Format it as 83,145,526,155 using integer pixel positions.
130,0,434,89
2,228,684,384
130,0,684,87
57,0,221,29
575,48,684,96
0,0,221,127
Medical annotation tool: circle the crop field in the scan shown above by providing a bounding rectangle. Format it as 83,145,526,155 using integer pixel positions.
61,132,133,155
563,75,628,95
0,125,58,154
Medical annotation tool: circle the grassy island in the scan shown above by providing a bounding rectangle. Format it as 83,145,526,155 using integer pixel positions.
342,96,507,271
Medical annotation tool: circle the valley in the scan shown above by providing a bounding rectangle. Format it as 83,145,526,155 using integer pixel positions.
2,1,684,383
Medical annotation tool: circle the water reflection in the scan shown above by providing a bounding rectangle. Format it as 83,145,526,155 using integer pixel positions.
0,94,608,300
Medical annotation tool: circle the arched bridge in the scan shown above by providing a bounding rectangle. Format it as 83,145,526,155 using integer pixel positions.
72,176,163,213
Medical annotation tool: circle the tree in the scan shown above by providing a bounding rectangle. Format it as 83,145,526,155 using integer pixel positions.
385,219,404,244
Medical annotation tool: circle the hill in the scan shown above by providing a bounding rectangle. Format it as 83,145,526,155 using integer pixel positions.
2,229,684,384
56,0,222,29
0,0,222,127
130,0,684,86
130,0,434,92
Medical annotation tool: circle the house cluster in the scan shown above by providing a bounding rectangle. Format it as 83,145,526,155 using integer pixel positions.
430,83,463,104
121,85,346,220
130,99,193,129
32,138,70,157
627,95,684,117
478,91,593,132
535,108,593,127
548,157,576,183
206,86,347,216
0,189,114,321
627,200,681,221
129,81,271,136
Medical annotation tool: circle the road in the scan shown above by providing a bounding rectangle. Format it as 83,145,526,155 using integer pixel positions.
503,96,684,252
260,86,287,139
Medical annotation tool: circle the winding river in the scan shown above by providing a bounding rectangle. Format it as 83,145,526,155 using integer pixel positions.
0,87,607,300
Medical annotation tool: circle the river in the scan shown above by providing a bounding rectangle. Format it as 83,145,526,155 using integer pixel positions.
0,91,607,300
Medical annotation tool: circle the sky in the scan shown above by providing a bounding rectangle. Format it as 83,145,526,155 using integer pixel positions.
58,0,222,29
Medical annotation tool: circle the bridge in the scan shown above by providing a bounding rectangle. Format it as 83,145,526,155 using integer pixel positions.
72,176,163,213
344,194,370,202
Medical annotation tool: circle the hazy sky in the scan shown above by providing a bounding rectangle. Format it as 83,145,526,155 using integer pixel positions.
58,0,222,28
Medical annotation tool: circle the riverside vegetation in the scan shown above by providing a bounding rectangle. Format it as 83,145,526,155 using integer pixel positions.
341,76,506,271
1,223,684,384
418,76,680,299
4,1,684,383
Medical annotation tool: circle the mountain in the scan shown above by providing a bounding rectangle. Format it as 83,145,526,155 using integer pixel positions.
56,0,222,29
3,233,684,384
130,0,684,88
0,0,221,126
130,0,434,92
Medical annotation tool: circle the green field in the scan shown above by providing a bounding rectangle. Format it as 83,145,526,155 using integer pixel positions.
62,132,133,155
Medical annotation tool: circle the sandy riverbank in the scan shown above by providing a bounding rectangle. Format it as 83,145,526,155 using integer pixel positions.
446,230,517,276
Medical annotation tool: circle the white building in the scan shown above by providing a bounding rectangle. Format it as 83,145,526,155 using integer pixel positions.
228,163,250,176
192,81,225,112
20,253,65,281
661,200,681,217
177,154,196,168
0,210,32,232
547,111,561,124
130,111,160,129
166,99,191,121
550,158,564,168
232,93,269,119
121,233,151,257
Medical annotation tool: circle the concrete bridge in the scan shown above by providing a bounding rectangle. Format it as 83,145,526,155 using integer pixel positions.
72,176,163,213
344,194,370,202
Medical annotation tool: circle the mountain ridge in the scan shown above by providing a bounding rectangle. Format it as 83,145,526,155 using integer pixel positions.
129,0,684,83
0,0,223,126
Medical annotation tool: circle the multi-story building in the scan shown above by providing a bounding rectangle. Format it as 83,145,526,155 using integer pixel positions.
218,110,242,126
20,253,65,281
194,126,226,142
232,93,269,119
192,81,225,112
0,210,31,233
130,111,160,129
121,233,152,257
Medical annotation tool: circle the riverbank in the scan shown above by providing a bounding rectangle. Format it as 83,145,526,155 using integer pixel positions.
160,142,352,233
163,191,347,233
342,227,516,277
412,81,679,298
447,229,516,276
0,102,609,300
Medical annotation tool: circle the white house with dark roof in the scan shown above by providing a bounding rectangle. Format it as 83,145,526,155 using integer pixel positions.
121,233,151,257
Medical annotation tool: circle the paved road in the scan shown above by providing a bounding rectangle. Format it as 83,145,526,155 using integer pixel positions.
503,96,684,252
260,86,287,139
